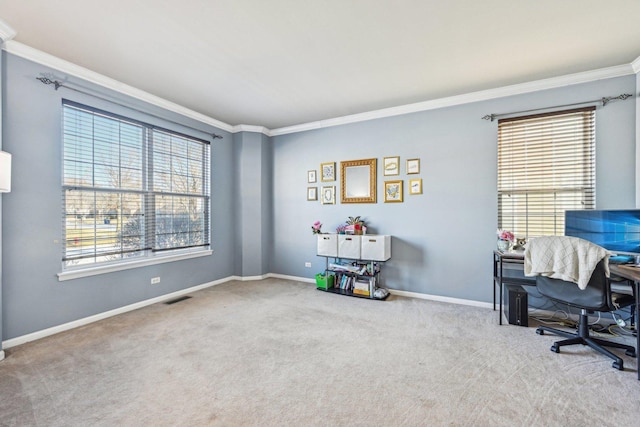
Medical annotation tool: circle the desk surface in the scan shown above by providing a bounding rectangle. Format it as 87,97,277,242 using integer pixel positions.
494,249,525,260
610,264,640,282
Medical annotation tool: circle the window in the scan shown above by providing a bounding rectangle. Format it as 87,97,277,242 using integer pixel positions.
497,107,595,238
62,100,210,269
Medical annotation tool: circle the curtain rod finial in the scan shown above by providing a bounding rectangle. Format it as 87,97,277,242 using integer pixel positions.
36,76,62,90
482,114,495,121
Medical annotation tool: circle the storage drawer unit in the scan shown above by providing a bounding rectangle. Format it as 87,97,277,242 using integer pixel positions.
317,234,338,257
338,235,361,259
360,235,391,261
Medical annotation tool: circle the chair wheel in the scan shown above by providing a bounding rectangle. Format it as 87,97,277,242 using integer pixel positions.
536,328,544,335
550,344,560,353
612,361,624,370
625,349,636,357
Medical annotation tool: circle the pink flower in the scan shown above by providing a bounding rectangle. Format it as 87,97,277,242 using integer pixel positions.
311,221,322,234
497,229,515,242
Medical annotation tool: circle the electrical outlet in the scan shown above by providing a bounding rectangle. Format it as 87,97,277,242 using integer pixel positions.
151,277,161,284
305,262,312,268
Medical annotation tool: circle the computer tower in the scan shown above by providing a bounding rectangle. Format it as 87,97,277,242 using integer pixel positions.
504,284,529,326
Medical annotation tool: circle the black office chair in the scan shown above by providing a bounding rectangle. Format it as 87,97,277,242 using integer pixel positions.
535,259,636,370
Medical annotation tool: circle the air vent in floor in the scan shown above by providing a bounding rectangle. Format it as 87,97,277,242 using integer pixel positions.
164,296,192,305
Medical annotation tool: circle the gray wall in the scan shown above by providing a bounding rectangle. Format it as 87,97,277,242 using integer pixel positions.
637,71,640,207
1,53,237,340
0,44,5,350
232,131,273,277
0,47,637,343
271,76,637,303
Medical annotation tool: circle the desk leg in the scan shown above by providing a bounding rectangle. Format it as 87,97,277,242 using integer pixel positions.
498,260,504,325
636,280,639,380
499,282,503,325
493,253,497,311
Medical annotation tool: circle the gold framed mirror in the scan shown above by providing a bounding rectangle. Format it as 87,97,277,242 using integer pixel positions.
340,158,377,203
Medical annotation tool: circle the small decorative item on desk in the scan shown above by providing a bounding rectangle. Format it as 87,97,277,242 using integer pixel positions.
311,221,322,234
496,229,515,251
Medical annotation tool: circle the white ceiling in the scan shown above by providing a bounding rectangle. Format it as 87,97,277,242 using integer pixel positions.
1,0,640,130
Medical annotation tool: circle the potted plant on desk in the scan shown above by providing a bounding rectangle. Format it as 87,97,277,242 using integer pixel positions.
497,229,515,251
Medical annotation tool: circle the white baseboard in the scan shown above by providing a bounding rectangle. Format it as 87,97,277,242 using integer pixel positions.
1,273,493,351
267,273,315,283
2,276,236,349
388,289,493,309
265,273,493,308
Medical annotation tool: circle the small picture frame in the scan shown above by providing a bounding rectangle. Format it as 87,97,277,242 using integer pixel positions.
321,162,336,182
384,180,403,203
409,178,422,195
383,156,400,176
307,170,317,183
406,158,420,174
307,187,318,201
321,186,336,204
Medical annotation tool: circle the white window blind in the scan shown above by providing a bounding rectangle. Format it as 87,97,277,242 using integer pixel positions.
497,107,595,238
62,100,210,268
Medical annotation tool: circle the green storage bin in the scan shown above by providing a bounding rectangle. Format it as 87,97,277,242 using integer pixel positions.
315,273,334,289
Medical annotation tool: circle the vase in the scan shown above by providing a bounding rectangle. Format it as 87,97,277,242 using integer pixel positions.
497,239,510,252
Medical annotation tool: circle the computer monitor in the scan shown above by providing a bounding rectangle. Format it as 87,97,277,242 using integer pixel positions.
565,209,640,256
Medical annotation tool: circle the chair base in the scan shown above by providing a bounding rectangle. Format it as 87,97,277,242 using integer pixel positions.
536,313,636,371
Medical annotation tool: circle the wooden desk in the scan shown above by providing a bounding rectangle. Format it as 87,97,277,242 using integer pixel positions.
608,264,640,380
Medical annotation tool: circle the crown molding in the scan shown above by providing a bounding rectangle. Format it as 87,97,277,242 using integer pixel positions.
2,39,638,138
232,124,271,136
270,63,635,136
0,19,16,43
3,40,235,133
632,55,640,74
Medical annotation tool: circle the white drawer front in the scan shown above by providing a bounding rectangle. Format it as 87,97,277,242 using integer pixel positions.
317,234,338,257
338,235,361,259
361,235,391,261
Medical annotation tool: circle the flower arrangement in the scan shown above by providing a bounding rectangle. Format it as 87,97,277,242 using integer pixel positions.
311,220,322,234
346,216,366,235
336,224,347,234
346,216,365,226
497,229,515,242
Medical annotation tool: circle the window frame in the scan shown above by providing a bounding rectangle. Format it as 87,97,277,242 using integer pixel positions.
497,107,596,239
59,100,212,280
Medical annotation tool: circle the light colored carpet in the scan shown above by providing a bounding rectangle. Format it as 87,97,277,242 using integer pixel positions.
0,278,638,426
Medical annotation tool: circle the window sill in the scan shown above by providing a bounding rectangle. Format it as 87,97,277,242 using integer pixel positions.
57,249,213,281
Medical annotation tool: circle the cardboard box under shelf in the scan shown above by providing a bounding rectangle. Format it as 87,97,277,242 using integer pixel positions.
315,273,335,289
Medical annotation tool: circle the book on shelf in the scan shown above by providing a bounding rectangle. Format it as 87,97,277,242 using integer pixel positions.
353,277,372,296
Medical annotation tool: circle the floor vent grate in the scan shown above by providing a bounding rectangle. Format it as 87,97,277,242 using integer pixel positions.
165,296,192,305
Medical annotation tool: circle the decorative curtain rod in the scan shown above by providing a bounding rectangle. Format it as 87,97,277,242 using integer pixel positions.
481,93,633,122
35,76,224,140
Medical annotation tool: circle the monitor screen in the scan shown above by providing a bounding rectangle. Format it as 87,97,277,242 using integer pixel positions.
565,209,640,255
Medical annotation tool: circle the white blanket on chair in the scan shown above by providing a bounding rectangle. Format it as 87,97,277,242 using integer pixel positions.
523,236,610,290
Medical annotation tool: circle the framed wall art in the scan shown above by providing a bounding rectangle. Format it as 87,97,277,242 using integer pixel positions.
384,180,403,203
307,187,318,201
383,156,400,176
307,170,317,183
321,186,336,204
321,162,336,182
409,178,422,195
407,158,420,174
340,158,377,204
